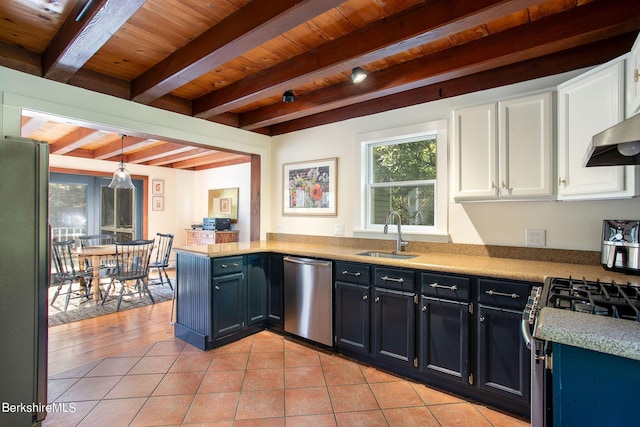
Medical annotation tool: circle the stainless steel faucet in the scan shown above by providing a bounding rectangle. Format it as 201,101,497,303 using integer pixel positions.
384,210,408,252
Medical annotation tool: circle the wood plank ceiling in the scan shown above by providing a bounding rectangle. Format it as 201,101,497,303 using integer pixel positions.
1,0,639,170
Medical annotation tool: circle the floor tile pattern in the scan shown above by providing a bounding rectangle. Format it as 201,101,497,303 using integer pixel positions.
44,331,530,426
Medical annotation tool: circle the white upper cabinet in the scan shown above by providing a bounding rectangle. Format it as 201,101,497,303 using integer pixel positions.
452,103,498,200
557,57,638,200
627,32,640,117
452,91,553,201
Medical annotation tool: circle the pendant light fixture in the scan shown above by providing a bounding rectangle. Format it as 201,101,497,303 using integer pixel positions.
108,134,135,190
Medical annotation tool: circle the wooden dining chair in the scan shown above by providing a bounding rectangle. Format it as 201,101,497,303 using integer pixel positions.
101,239,155,311
149,233,174,290
78,234,114,248
51,239,94,312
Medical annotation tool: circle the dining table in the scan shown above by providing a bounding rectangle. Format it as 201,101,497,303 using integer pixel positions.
73,244,117,302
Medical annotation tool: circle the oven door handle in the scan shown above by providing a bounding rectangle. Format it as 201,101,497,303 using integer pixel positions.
521,318,532,350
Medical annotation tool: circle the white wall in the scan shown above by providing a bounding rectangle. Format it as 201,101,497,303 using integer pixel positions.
0,66,271,242
271,70,640,252
194,162,252,242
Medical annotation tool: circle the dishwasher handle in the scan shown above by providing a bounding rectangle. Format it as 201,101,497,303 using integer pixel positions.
283,256,332,268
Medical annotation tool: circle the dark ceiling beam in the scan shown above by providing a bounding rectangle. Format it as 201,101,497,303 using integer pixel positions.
130,0,344,104
192,0,548,118
240,0,640,130
270,33,636,136
43,0,145,82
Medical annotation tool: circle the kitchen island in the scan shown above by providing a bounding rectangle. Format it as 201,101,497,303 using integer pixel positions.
173,238,639,420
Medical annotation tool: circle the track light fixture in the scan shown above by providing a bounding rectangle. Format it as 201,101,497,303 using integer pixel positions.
282,89,295,103
351,67,368,83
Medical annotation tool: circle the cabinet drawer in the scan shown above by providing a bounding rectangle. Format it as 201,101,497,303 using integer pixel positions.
478,278,530,309
335,262,370,285
374,267,415,292
421,273,471,301
213,256,244,276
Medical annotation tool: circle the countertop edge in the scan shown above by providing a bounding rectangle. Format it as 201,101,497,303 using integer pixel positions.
535,307,640,361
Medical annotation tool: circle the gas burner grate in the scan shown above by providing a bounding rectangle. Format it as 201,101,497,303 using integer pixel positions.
546,277,640,321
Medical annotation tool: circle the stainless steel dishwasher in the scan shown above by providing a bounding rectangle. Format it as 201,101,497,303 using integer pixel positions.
283,256,333,346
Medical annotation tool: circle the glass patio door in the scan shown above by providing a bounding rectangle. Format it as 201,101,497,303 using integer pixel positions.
50,173,142,243
100,186,134,242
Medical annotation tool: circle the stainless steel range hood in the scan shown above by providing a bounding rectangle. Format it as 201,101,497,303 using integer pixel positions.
585,113,640,167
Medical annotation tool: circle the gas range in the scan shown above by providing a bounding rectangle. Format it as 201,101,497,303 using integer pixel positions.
543,276,640,321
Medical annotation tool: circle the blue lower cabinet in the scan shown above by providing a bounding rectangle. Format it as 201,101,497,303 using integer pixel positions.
373,287,416,369
553,343,640,427
212,272,245,340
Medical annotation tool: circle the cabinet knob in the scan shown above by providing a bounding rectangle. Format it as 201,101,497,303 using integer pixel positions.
422,305,427,312
558,177,566,186
635,69,639,83
375,296,380,303
363,295,368,301
479,315,486,322
214,285,220,290
501,181,513,192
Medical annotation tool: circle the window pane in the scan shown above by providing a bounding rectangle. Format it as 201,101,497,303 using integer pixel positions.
371,138,436,183
116,188,133,228
370,185,434,226
49,183,87,241
101,187,114,227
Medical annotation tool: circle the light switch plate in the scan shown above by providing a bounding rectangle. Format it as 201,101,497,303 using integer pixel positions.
334,223,345,236
526,229,546,247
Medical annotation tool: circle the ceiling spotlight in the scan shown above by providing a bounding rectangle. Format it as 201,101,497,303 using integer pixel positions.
282,89,295,103
351,67,368,83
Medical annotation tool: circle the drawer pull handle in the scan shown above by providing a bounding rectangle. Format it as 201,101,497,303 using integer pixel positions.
342,270,361,277
485,289,520,299
381,276,404,283
430,283,458,291
221,263,239,269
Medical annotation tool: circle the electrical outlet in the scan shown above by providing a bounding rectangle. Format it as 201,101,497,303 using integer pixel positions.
334,224,345,236
526,229,546,247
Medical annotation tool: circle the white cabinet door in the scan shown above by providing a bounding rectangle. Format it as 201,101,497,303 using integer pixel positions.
557,58,635,200
498,92,554,199
452,103,498,200
627,33,640,117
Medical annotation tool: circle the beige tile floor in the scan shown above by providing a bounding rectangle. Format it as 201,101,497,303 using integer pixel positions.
44,330,530,426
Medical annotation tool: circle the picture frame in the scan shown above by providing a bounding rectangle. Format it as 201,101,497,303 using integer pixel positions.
152,179,164,195
152,196,164,211
283,157,337,216
208,187,239,222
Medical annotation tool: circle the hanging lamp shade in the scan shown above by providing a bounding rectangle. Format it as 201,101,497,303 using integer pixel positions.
108,134,135,190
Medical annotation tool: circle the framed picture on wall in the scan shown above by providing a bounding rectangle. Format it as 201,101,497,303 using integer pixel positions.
152,196,164,211
283,157,337,216
152,179,164,195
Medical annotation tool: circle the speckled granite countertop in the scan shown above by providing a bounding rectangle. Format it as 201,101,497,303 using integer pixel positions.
535,308,640,361
174,240,640,359
173,240,639,284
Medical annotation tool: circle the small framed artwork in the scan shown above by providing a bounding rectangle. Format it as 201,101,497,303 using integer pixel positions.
152,196,164,211
152,179,164,195
283,157,337,216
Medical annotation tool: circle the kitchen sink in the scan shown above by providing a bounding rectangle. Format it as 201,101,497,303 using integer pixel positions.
356,251,418,260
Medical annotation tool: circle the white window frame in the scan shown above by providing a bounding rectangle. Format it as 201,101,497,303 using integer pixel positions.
356,120,448,241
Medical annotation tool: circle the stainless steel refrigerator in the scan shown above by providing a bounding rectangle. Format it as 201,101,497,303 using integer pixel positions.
0,137,49,426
